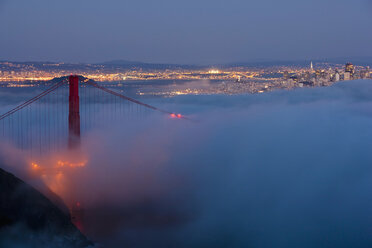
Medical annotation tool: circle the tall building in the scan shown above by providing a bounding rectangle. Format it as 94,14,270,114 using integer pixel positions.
315,70,321,79
283,71,289,80
334,72,340,82
361,67,370,79
344,72,351,81
345,63,355,75
310,61,314,71
366,66,371,79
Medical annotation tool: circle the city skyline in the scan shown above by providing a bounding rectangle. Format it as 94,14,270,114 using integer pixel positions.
1,59,370,97
0,0,371,64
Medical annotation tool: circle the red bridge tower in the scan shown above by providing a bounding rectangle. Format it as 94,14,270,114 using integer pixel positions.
68,75,81,149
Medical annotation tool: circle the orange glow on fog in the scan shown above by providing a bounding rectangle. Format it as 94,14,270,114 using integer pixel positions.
29,155,88,173
27,152,89,232
28,154,88,203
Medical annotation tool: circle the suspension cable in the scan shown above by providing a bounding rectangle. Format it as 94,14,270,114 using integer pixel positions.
86,80,188,120
0,80,66,121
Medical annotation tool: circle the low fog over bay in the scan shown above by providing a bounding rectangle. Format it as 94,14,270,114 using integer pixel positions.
1,80,372,247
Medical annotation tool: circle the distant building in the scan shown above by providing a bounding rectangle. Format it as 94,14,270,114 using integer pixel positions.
344,72,351,81
334,72,340,82
353,71,361,80
315,70,328,80
283,71,289,80
361,67,370,79
290,75,299,82
345,63,355,76
315,70,321,79
301,81,314,86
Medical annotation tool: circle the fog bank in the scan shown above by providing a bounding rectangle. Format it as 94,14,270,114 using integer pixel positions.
2,80,372,247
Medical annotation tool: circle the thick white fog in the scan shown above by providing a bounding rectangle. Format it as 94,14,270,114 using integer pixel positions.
1,80,372,247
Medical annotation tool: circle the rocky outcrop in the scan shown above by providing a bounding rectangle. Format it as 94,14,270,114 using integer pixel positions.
0,168,93,248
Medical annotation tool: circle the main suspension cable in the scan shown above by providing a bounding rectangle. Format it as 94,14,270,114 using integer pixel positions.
0,80,67,121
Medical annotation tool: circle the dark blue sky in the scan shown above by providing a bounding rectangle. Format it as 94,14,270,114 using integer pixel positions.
0,0,371,64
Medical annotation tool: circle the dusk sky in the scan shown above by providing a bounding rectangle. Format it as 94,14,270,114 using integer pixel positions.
0,0,371,64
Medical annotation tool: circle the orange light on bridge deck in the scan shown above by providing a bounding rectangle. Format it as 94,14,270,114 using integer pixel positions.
177,114,182,118
57,160,87,168
30,162,47,176
31,162,40,170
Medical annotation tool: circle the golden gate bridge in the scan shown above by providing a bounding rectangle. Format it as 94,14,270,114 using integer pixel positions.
0,75,188,231
0,75,185,157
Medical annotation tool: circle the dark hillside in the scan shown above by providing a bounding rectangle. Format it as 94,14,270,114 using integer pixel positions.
0,167,93,248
